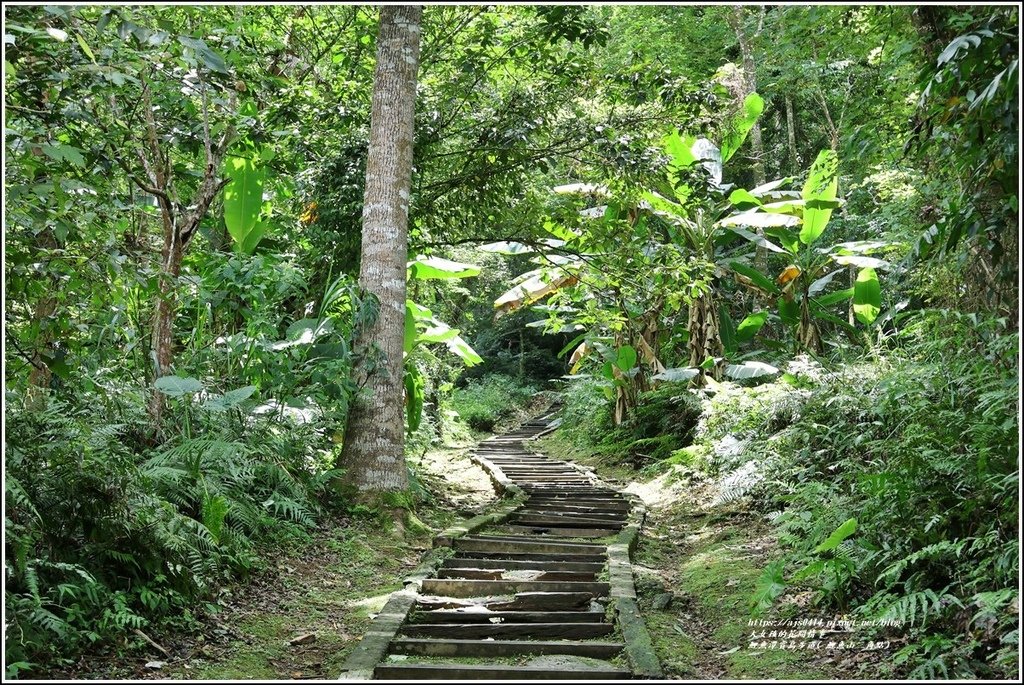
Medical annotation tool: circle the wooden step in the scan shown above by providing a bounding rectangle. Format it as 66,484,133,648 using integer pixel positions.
419,578,609,598
375,663,631,680
408,610,607,624
455,550,607,563
399,621,615,639
467,535,605,548
511,514,627,527
416,592,596,612
454,538,605,556
389,637,623,658
493,525,619,538
437,568,596,582
440,558,605,572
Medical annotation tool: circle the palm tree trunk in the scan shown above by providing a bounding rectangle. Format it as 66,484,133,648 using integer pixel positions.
340,5,423,499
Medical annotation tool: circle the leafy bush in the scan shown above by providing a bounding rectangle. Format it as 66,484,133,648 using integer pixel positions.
450,374,540,432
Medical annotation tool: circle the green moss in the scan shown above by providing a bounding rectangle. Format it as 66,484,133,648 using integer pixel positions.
189,616,288,680
645,612,700,677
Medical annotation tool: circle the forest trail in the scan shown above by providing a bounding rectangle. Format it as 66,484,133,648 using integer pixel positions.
339,411,662,680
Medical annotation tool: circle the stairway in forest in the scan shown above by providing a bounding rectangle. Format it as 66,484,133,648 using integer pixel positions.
339,410,661,680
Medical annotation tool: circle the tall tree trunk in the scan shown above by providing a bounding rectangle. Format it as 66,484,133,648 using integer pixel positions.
729,5,768,271
785,95,798,175
340,5,423,499
25,229,58,409
131,72,233,434
147,243,185,425
729,5,766,187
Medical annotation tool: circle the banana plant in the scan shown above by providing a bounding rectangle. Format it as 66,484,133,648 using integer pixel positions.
639,92,789,382
485,92,777,390
403,256,483,434
715,150,888,352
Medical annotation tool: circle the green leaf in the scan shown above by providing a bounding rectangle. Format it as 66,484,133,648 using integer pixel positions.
808,269,842,296
406,300,433,321
177,35,229,74
832,254,890,269
719,210,800,230
201,493,229,544
75,32,96,62
240,220,268,254
763,226,800,253
728,188,762,208
154,375,204,397
404,366,424,435
446,334,482,366
815,518,857,553
726,226,788,253
800,150,839,245
793,559,827,582
853,267,881,325
663,130,698,170
652,367,700,382
720,92,764,163
418,324,460,344
408,256,481,280
778,297,800,326
404,303,417,354
750,560,787,615
729,261,780,295
203,385,256,412
41,143,85,167
719,304,737,356
223,152,266,253
724,361,779,379
616,345,637,372
557,332,588,359
812,287,855,307
735,311,768,343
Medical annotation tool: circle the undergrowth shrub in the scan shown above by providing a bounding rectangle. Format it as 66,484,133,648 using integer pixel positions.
3,393,343,678
732,311,1018,679
555,377,702,467
450,373,539,432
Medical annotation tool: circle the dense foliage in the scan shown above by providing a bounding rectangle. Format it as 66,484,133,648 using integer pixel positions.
3,3,1018,680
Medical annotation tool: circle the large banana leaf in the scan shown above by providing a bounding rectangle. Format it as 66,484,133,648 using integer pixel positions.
853,267,881,325
720,92,765,163
800,150,839,246
223,151,267,254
